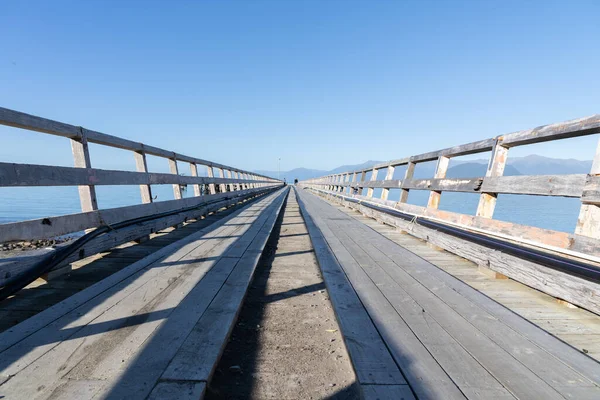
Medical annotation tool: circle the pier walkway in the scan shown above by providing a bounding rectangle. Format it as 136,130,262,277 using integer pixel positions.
2,108,600,399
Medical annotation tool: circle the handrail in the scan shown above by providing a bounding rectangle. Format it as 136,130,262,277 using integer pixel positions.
300,114,600,252
0,107,282,242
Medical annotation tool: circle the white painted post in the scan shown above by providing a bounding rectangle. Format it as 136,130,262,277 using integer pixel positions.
71,128,98,213
576,138,600,238
427,156,449,209
476,139,509,218
381,165,395,200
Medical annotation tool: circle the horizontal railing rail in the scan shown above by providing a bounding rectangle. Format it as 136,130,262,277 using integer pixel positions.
0,107,282,242
300,114,600,259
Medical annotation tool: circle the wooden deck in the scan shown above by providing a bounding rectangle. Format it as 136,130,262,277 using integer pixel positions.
296,187,600,399
0,188,287,399
0,192,276,334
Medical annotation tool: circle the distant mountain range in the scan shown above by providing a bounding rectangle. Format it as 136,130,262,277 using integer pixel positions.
255,155,593,183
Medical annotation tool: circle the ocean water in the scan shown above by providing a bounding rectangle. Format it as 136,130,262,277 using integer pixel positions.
0,185,199,224
0,185,581,235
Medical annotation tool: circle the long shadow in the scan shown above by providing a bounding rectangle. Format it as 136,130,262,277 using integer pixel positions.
94,189,289,399
204,192,288,399
0,192,275,378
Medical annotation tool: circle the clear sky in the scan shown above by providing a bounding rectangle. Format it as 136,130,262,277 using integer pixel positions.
1,0,599,174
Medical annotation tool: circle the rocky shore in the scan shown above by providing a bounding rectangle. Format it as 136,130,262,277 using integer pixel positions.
1,236,75,253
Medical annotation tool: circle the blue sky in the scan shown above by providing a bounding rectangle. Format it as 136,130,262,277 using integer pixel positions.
1,0,599,173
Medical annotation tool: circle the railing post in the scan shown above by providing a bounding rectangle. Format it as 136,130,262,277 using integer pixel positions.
216,168,226,192
476,139,508,218
168,157,183,199
576,138,600,238
359,171,367,195
207,166,217,194
233,171,241,191
189,162,202,197
71,128,98,212
427,156,449,209
381,165,395,200
134,149,153,203
350,172,357,195
399,162,415,203
367,167,378,198
226,169,234,192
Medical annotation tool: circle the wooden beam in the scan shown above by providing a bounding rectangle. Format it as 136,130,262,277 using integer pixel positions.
501,114,600,147
70,128,98,213
134,150,153,203
427,156,449,209
476,140,508,218
189,162,202,197
381,165,395,200
0,107,277,182
576,138,600,238
400,162,415,203
207,166,216,195
168,158,183,199
217,168,227,192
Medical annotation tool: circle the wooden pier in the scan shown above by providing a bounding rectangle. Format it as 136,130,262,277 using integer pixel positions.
1,108,600,399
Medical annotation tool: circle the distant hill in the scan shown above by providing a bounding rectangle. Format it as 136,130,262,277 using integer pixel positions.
256,155,591,182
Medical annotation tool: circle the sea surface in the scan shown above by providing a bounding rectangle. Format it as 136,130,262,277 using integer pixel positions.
0,185,581,236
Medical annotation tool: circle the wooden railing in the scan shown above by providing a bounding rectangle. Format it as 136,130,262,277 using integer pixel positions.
0,107,282,283
0,107,281,243
301,114,600,260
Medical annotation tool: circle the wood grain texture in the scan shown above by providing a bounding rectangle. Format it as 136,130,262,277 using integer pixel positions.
295,189,407,386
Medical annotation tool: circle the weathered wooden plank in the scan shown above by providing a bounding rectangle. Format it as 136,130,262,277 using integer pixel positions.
380,165,395,200
576,138,600,238
158,189,287,384
134,150,154,203
168,158,183,200
0,107,81,138
0,107,277,182
402,177,481,192
476,140,508,218
0,162,273,187
295,189,406,386
366,168,378,197
501,114,600,147
300,190,515,399
147,381,206,400
0,190,285,399
189,162,202,197
0,191,276,355
325,189,600,259
400,161,415,203
481,174,586,197
330,213,593,399
352,179,402,189
323,190,600,318
0,188,277,286
70,129,98,213
427,156,449,209
410,138,495,163
361,384,415,400
0,186,275,243
311,190,600,395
